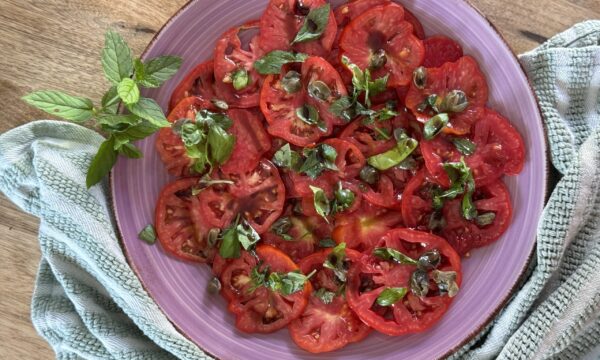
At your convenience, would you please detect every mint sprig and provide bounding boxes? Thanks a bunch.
[22,30,182,188]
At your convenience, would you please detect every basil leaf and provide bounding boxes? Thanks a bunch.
[310,185,331,221]
[279,270,314,295]
[323,242,347,282]
[452,138,477,156]
[101,86,120,114]
[142,55,182,86]
[219,226,241,259]
[208,126,235,165]
[314,288,336,304]
[368,133,418,171]
[329,96,355,122]
[101,30,133,85]
[373,247,418,265]
[376,287,408,307]
[127,97,170,128]
[367,73,389,97]
[22,91,94,122]
[431,270,459,297]
[462,177,477,220]
[86,136,118,188]
[318,238,336,248]
[249,266,269,293]
[291,4,331,44]
[138,224,157,244]
[119,143,143,158]
[236,220,261,250]
[342,56,365,91]
[476,212,496,226]
[299,144,338,179]
[117,78,140,105]
[270,217,293,241]
[272,143,303,171]
[254,50,309,74]
[423,113,449,140]
[320,144,338,169]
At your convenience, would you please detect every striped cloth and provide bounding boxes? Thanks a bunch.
[0,21,599,359]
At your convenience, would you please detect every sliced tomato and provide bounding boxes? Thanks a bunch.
[220,245,310,333]
[401,169,436,228]
[442,180,512,255]
[214,21,263,108]
[262,208,333,263]
[155,178,215,262]
[419,135,459,188]
[302,56,349,126]
[289,249,371,353]
[363,174,402,210]
[323,138,365,179]
[334,0,390,30]
[339,4,424,87]
[332,202,403,251]
[346,228,462,336]
[169,61,217,111]
[405,56,488,135]
[403,8,426,40]
[422,35,464,68]
[198,160,285,234]
[300,180,363,218]
[258,0,337,57]
[339,117,396,157]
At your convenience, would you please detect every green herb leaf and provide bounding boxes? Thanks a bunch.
[314,288,336,304]
[423,113,449,140]
[376,287,408,306]
[318,238,336,248]
[272,143,303,171]
[367,73,389,97]
[22,91,95,122]
[232,68,250,90]
[323,242,348,282]
[254,50,309,74]
[101,30,133,85]
[368,132,418,170]
[101,85,120,114]
[279,270,315,295]
[373,247,418,265]
[142,55,182,86]
[299,144,338,179]
[116,120,159,141]
[127,97,170,127]
[86,136,118,188]
[117,78,140,105]
[270,217,294,241]
[433,158,477,220]
[219,226,241,259]
[310,185,331,222]
[138,224,157,244]
[452,138,477,156]
[97,114,140,128]
[119,143,143,158]
[208,126,235,165]
[291,4,331,44]
[236,220,261,250]
[329,96,355,122]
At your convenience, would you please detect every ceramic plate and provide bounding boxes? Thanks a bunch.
[112,0,547,358]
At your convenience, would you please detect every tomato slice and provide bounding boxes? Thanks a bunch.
[339,4,425,87]
[258,0,337,57]
[346,228,462,336]
[300,180,363,218]
[303,56,349,126]
[363,174,402,210]
[419,135,459,188]
[262,207,333,263]
[323,138,365,179]
[169,61,217,111]
[422,35,464,68]
[220,245,310,333]
[442,180,512,255]
[400,169,436,229]
[214,21,263,108]
[339,117,396,157]
[405,56,488,135]
[283,171,338,199]
[289,249,371,353]
[403,8,425,40]
[198,160,285,234]
[155,178,215,262]
[332,202,403,251]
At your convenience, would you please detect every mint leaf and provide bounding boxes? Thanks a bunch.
[117,78,140,105]
[86,136,118,188]
[127,97,170,127]
[119,143,143,158]
[97,114,140,128]
[323,242,347,282]
[292,4,331,44]
[101,86,120,114]
[117,120,159,140]
[143,56,182,85]
[22,91,94,122]
[101,30,133,85]
[254,50,309,74]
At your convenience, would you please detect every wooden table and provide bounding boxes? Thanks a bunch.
[0,0,598,358]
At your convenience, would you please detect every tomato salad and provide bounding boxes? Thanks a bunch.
[151,0,525,354]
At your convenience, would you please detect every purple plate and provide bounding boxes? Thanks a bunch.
[112,0,547,358]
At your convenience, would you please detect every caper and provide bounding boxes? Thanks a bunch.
[207,277,221,294]
[211,99,229,110]
[308,80,331,102]
[232,68,249,90]
[410,269,430,297]
[207,228,220,247]
[334,187,355,208]
[413,66,427,89]
[442,90,469,113]
[418,249,441,270]
[293,202,304,215]
[423,113,450,140]
[359,165,380,185]
[282,70,302,93]
[296,104,320,126]
[431,270,459,297]
[370,49,387,69]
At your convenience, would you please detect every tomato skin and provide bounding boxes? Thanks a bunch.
[323,138,365,179]
[155,178,215,262]
[339,4,425,87]
[300,180,363,218]
[420,135,458,188]
[442,180,512,255]
[401,169,435,229]
[422,35,464,68]
[403,8,426,39]
[302,57,349,126]
[258,0,337,57]
[346,228,462,336]
[363,174,402,210]
[339,118,396,157]
[289,248,371,353]
[220,245,310,334]
[169,61,217,111]
[405,56,489,135]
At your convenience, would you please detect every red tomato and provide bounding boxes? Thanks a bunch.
[419,135,459,188]
[300,180,363,218]
[283,171,339,199]
[363,174,403,210]
[442,180,512,255]
[323,138,365,179]
[339,118,396,157]
[262,208,333,263]
[339,4,425,87]
[332,202,403,251]
[401,169,436,229]
[422,35,464,68]
[169,61,217,111]
[155,178,215,262]
[289,249,371,353]
[220,245,310,333]
[198,160,285,234]
[346,228,462,336]
[303,56,349,126]
[258,0,337,57]
[403,8,426,40]
[213,21,263,108]
[405,56,488,135]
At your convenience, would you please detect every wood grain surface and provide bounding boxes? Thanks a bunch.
[0,0,598,358]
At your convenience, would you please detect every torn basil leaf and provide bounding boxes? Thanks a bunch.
[219,217,261,259]
[323,242,347,282]
[376,287,408,307]
[310,185,331,221]
[254,51,309,74]
[314,288,336,304]
[368,131,418,171]
[272,143,303,171]
[452,138,477,156]
[373,247,418,265]
[138,224,157,244]
[299,144,338,179]
[291,4,331,44]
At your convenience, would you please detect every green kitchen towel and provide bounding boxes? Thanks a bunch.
[0,20,599,360]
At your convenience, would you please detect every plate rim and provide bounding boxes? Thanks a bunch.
[109,0,549,358]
